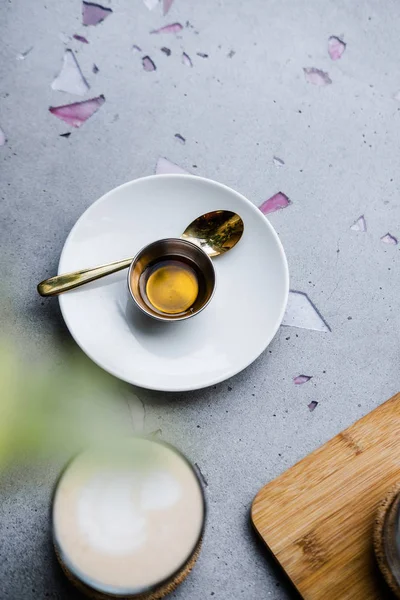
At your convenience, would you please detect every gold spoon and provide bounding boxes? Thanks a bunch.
[37,210,244,297]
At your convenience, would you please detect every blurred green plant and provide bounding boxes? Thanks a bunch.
[0,338,127,471]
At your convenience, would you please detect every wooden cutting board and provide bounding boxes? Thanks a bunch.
[251,392,400,599]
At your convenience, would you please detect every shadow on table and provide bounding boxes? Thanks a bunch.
[247,514,302,600]
[51,550,88,600]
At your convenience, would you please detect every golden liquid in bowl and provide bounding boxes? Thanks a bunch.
[140,258,200,315]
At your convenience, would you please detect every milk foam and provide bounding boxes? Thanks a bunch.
[140,470,181,511]
[78,471,147,555]
[53,439,204,591]
[77,469,182,556]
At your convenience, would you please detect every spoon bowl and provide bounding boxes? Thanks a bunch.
[182,210,244,257]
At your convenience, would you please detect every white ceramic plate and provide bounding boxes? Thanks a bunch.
[59,175,289,391]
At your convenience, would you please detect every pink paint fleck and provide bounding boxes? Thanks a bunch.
[163,0,174,15]
[350,215,367,232]
[303,67,332,86]
[294,375,312,385]
[142,56,156,72]
[151,22,183,34]
[328,36,346,60]
[308,401,318,412]
[259,192,291,215]
[381,233,398,245]
[82,1,112,26]
[49,95,105,128]
[73,34,89,43]
[182,52,193,67]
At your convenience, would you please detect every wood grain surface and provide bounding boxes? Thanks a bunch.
[251,393,400,599]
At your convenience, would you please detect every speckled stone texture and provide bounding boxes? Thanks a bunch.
[1,0,400,598]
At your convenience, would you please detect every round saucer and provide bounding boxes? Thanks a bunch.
[59,175,289,391]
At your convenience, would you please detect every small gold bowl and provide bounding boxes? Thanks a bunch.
[127,238,216,322]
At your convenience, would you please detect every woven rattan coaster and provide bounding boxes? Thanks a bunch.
[373,483,400,599]
[55,538,202,600]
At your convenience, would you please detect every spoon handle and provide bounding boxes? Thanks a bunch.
[37,257,133,297]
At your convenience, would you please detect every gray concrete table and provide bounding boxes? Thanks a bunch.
[1,0,400,598]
